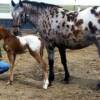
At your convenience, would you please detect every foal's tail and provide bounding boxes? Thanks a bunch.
[40,38,45,58]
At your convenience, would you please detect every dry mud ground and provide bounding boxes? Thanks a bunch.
[0,45,100,100]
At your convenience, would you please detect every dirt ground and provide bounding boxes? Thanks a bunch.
[0,44,100,100]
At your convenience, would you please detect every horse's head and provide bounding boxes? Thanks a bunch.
[11,0,27,27]
[11,0,28,36]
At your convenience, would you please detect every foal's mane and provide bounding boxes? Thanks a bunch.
[22,0,61,8]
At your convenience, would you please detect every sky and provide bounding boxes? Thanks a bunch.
[0,0,100,5]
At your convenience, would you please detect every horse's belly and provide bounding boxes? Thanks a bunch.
[55,33,95,49]
[65,36,95,49]
[67,41,93,50]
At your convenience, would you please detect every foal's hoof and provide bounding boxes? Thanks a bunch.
[6,81,13,85]
[96,83,100,90]
[43,80,49,89]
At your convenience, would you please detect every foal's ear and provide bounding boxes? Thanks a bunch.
[11,0,16,7]
[19,0,23,7]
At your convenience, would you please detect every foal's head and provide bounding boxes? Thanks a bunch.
[0,26,11,39]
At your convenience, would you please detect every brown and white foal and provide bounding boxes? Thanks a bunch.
[0,26,49,89]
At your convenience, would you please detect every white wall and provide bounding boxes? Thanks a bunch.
[0,13,12,19]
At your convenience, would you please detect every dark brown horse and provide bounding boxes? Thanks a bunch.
[0,26,49,89]
[11,0,100,88]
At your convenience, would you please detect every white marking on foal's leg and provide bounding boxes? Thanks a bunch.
[43,79,49,89]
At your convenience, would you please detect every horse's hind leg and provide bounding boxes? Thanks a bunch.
[29,51,49,89]
[58,47,70,83]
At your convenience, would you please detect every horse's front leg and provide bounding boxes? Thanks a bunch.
[47,47,55,86]
[58,47,70,83]
[7,51,16,85]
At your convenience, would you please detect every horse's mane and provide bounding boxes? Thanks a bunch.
[22,0,61,8]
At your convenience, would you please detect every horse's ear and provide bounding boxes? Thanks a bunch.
[19,0,23,7]
[11,0,16,7]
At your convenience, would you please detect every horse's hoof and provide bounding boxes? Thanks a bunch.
[64,80,69,84]
[96,83,100,90]
[63,77,70,84]
[61,79,69,84]
[48,81,53,87]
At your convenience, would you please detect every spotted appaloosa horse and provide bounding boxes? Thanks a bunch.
[11,0,100,88]
[0,26,49,89]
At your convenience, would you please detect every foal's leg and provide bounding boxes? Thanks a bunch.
[29,51,49,89]
[47,47,55,86]
[7,52,16,85]
[58,47,70,83]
